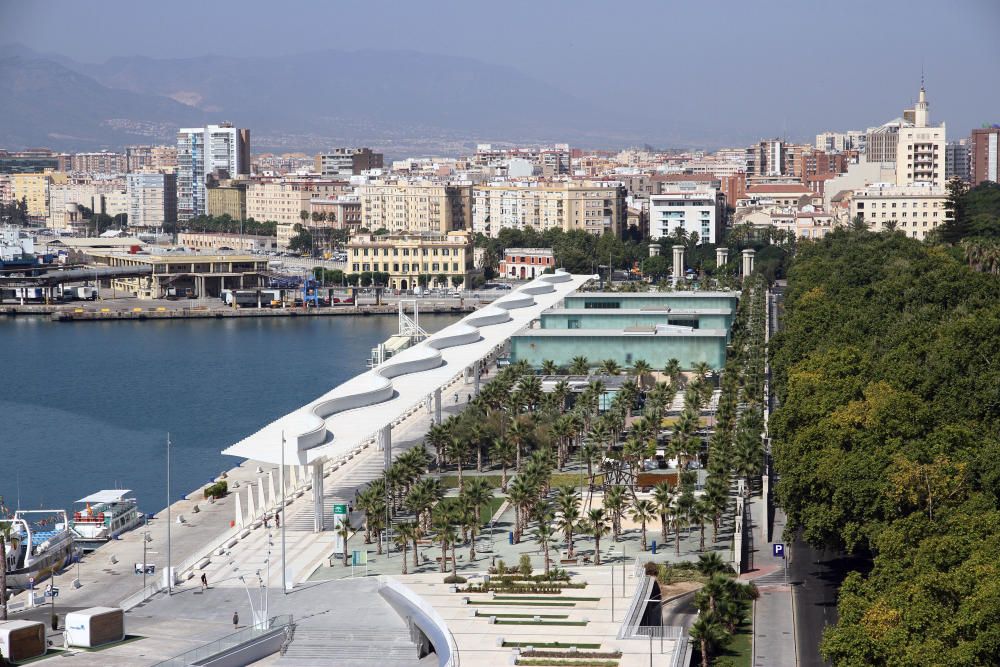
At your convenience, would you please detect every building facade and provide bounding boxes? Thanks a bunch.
[849,183,950,239]
[0,149,69,174]
[13,171,67,218]
[178,232,277,253]
[71,152,127,175]
[471,181,626,238]
[207,182,248,220]
[126,172,177,233]
[498,248,556,280]
[247,179,350,226]
[360,181,472,234]
[315,148,384,177]
[895,87,946,188]
[945,140,971,183]
[648,183,725,244]
[177,124,250,222]
[90,251,269,299]
[347,231,476,290]
[309,196,362,230]
[969,127,1000,186]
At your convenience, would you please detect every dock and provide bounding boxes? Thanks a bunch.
[0,302,476,321]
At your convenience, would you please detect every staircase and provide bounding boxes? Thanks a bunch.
[278,628,421,666]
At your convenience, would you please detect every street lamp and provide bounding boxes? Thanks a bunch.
[142,532,153,590]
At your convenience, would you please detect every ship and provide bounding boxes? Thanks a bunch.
[67,490,145,552]
[1,510,79,590]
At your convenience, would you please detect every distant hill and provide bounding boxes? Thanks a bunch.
[0,45,669,154]
[0,55,206,150]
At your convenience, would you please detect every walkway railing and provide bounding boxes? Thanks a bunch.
[151,615,293,667]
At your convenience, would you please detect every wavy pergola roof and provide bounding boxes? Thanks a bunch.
[223,270,593,466]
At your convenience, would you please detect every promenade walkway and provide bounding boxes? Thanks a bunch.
[745,494,797,667]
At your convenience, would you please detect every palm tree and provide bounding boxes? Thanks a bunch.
[425,423,449,467]
[692,361,711,382]
[540,359,559,375]
[447,435,470,492]
[689,612,730,667]
[696,552,730,578]
[630,359,653,390]
[663,358,682,387]
[552,380,571,413]
[692,497,713,552]
[394,522,418,575]
[583,508,608,565]
[652,482,674,543]
[337,520,352,566]
[462,478,492,558]
[508,420,530,472]
[507,477,532,544]
[630,499,656,551]
[490,437,515,491]
[533,522,557,576]
[598,359,621,376]
[674,491,695,555]
[554,487,581,559]
[604,486,627,541]
[431,509,456,573]
[569,356,590,375]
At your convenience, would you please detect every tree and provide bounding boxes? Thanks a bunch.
[850,212,868,232]
[288,224,313,253]
[689,612,730,667]
[598,359,621,376]
[446,435,470,493]
[555,487,581,559]
[604,485,627,541]
[696,552,731,578]
[630,499,656,551]
[431,509,457,573]
[451,275,464,288]
[583,508,608,565]
[642,255,671,282]
[569,356,590,375]
[394,522,418,575]
[532,522,557,576]
[490,437,515,491]
[336,521,352,566]
[541,359,559,375]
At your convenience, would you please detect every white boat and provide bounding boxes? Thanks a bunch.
[1,510,79,590]
[68,490,145,551]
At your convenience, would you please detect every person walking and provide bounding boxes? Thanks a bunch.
[201,573,208,591]
[275,512,280,529]
[233,611,239,630]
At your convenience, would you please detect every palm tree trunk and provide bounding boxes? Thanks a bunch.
[401,544,408,575]
[457,459,463,493]
[451,543,457,576]
[675,522,681,555]
[567,528,574,559]
[701,638,710,667]
[501,464,508,492]
[440,540,447,573]
[641,522,647,551]
[412,539,420,570]
[700,523,706,551]
[544,544,550,576]
[477,446,483,473]
[594,535,601,566]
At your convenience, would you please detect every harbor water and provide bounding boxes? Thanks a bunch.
[0,314,458,516]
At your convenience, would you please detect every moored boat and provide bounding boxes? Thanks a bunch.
[67,490,144,551]
[1,510,79,590]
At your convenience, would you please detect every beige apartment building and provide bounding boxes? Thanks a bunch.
[849,183,950,240]
[14,171,67,218]
[310,196,362,230]
[178,232,277,253]
[471,180,627,237]
[359,181,472,234]
[208,182,248,220]
[71,152,127,174]
[347,230,475,290]
[247,178,351,225]
[896,86,946,188]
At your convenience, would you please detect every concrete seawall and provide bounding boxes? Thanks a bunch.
[0,303,475,321]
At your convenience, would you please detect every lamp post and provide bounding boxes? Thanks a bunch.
[166,433,172,595]
[142,532,152,590]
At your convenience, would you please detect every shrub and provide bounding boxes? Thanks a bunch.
[496,559,508,576]
[444,574,467,584]
[203,481,228,499]
[518,554,533,578]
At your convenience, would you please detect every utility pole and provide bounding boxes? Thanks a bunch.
[280,431,287,594]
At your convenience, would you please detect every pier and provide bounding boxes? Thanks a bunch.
[0,302,476,320]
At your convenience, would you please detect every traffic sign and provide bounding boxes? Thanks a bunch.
[773,543,785,558]
[333,504,348,515]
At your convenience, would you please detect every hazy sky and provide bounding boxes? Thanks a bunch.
[3,0,998,144]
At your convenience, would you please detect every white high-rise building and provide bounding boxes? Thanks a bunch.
[648,182,725,244]
[127,172,177,233]
[176,123,250,222]
[895,87,946,188]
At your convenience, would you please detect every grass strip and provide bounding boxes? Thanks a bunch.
[503,641,601,649]
[516,660,618,667]
[472,600,576,607]
[475,611,569,619]
[497,619,588,626]
[494,595,601,602]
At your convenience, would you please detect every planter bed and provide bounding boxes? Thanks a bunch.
[515,660,618,667]
[496,620,588,626]
[472,600,576,607]
[475,611,569,619]
[503,641,602,649]
[494,595,601,602]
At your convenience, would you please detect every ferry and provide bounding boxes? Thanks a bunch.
[1,510,79,590]
[67,490,145,551]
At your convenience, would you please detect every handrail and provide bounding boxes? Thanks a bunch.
[377,576,459,667]
[151,615,293,667]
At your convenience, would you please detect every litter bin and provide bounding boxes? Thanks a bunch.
[651,540,657,555]
[508,532,514,545]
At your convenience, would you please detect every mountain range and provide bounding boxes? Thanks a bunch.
[0,44,680,155]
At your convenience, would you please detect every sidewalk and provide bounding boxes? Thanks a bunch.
[746,493,796,667]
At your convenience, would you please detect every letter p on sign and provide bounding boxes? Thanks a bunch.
[773,543,785,558]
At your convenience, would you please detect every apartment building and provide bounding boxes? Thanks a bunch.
[648,182,725,244]
[849,183,950,239]
[471,180,626,238]
[47,178,126,230]
[969,127,1000,186]
[815,130,866,153]
[71,151,127,175]
[247,179,351,225]
[315,148,384,177]
[309,196,362,230]
[0,149,69,174]
[743,183,814,207]
[945,140,971,182]
[347,231,476,290]
[126,172,177,233]
[207,182,248,221]
[177,123,250,222]
[361,180,472,234]
[896,87,946,188]
[126,145,178,172]
[13,171,67,218]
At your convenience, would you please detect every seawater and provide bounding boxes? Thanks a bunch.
[0,314,458,515]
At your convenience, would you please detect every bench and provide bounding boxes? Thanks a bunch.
[559,558,578,565]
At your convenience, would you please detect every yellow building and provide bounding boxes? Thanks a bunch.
[471,180,627,237]
[13,171,67,218]
[247,179,350,225]
[359,180,472,234]
[347,231,475,290]
[207,183,248,220]
[849,183,950,240]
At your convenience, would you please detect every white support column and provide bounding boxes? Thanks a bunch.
[716,247,729,267]
[672,245,685,288]
[256,479,266,515]
[288,464,298,489]
[235,491,244,528]
[267,470,277,509]
[434,387,442,424]
[312,463,324,533]
[425,393,433,415]
[246,484,256,521]
[742,249,755,278]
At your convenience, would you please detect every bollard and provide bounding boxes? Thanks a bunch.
[651,540,657,555]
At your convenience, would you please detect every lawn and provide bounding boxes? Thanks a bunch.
[436,472,603,491]
[437,495,505,524]
[692,614,752,667]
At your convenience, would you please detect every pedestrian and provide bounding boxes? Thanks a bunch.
[201,573,208,591]
[466,394,471,403]
[454,393,458,404]
[233,611,239,629]
[275,512,280,529]
[264,515,270,528]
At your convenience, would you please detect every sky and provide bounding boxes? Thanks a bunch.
[2,0,998,145]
